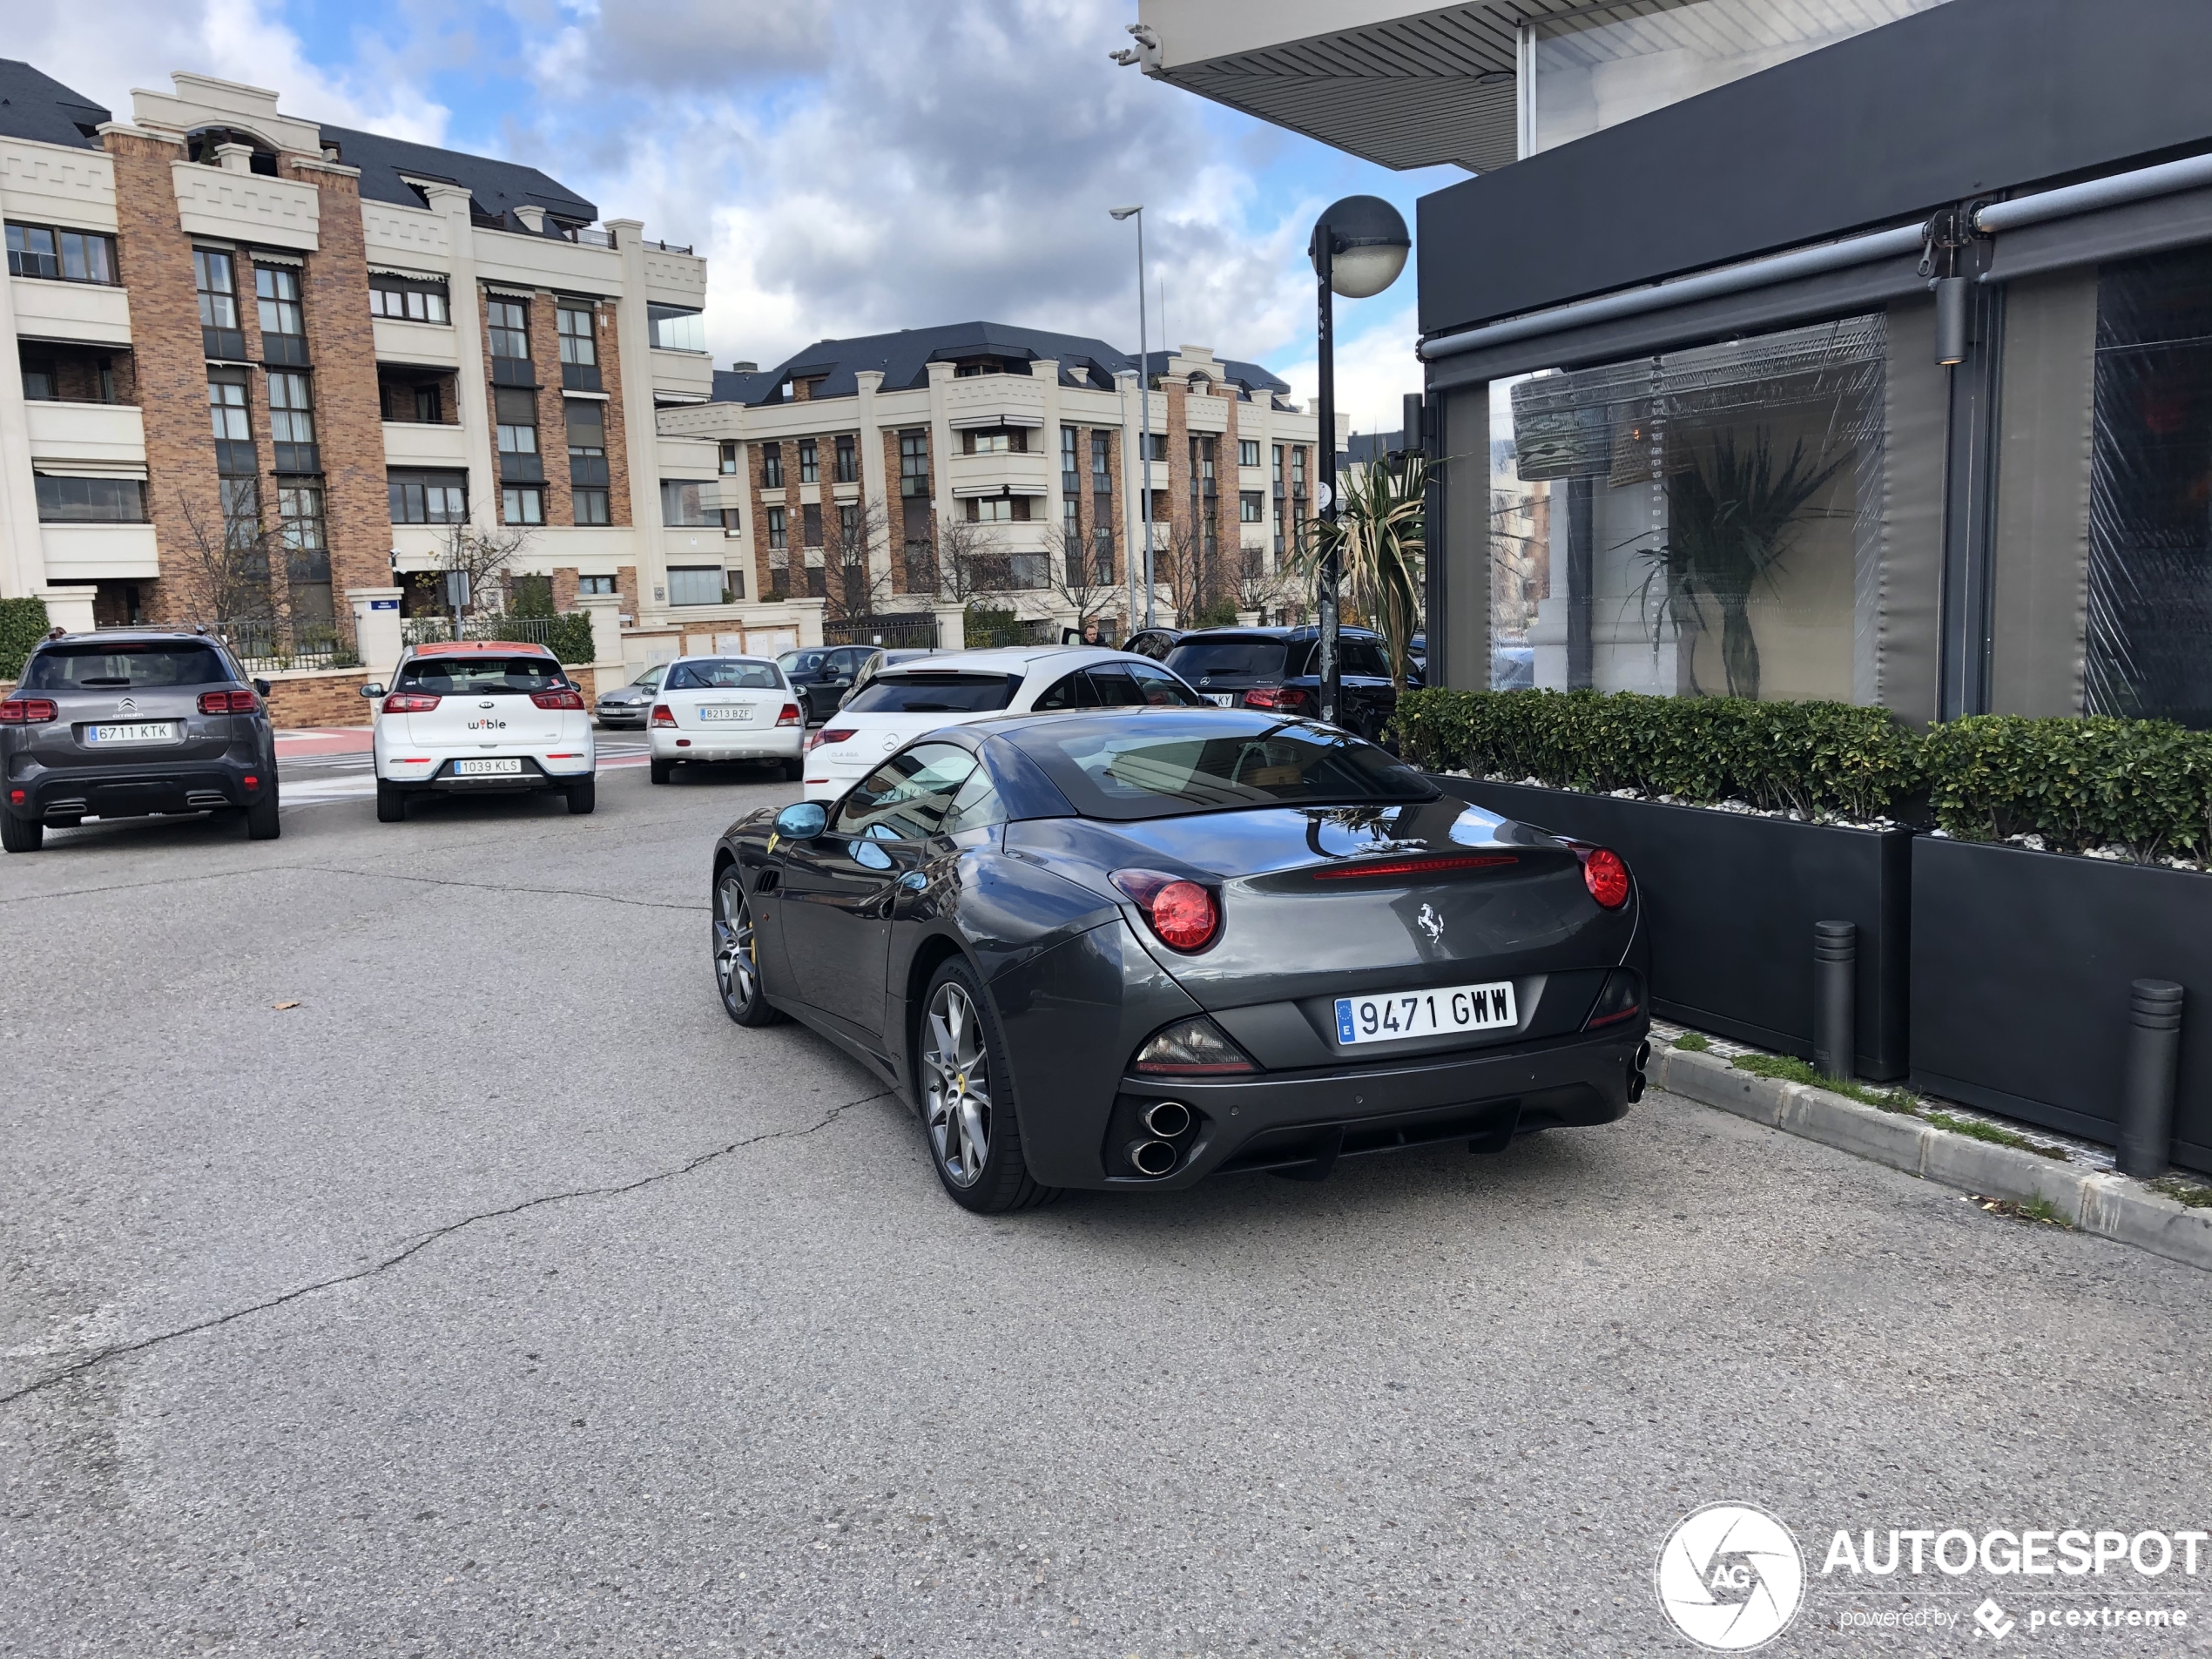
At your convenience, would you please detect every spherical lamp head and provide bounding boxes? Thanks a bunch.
[1312,194,1410,299]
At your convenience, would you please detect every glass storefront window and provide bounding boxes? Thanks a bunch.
[1491,314,1886,703]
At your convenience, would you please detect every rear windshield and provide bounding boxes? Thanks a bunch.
[1165,638,1288,679]
[665,659,782,691]
[844,672,1019,714]
[396,654,568,695]
[24,644,230,691]
[1020,720,1438,820]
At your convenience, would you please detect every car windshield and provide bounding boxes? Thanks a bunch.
[843,672,1019,714]
[23,644,230,690]
[665,658,781,691]
[396,654,568,695]
[1018,717,1438,820]
[1165,638,1288,679]
[780,650,830,675]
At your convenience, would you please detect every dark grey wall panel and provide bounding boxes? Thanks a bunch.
[1419,0,2212,336]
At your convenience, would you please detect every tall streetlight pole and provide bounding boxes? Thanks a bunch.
[1109,205,1154,629]
[1308,195,1410,730]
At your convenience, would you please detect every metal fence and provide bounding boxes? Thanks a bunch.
[210,619,358,672]
[823,616,940,650]
[401,614,560,647]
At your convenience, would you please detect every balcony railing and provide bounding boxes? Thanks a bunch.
[641,239,694,255]
[559,226,617,248]
[401,614,562,647]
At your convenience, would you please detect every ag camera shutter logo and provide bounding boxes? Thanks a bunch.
[1656,1502,1805,1651]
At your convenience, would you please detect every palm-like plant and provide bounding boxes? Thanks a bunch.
[1294,452,1427,691]
[1642,433,1845,701]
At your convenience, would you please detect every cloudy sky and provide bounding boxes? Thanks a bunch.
[17,0,1464,435]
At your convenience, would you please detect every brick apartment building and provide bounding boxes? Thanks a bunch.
[657,324,1330,643]
[0,60,737,658]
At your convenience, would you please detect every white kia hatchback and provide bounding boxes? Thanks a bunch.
[647,655,806,784]
[800,645,1209,802]
[363,642,596,822]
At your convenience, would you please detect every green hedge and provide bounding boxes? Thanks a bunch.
[546,611,597,666]
[0,596,49,681]
[1394,687,2212,863]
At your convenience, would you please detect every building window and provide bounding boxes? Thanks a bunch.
[1092,526,1114,583]
[207,369,252,469]
[1064,494,1078,537]
[798,438,819,484]
[766,505,787,550]
[1191,435,1217,493]
[279,482,333,627]
[579,574,617,596]
[833,433,856,484]
[266,370,316,468]
[6,224,117,284]
[502,484,545,525]
[574,488,610,524]
[487,298,529,361]
[1240,490,1264,523]
[662,479,715,527]
[1062,426,1080,495]
[33,474,146,523]
[648,305,706,352]
[194,248,239,328]
[803,502,823,545]
[719,441,739,475]
[965,496,1029,523]
[667,566,725,606]
[221,476,260,551]
[1291,446,1306,497]
[836,501,860,551]
[557,303,597,367]
[565,398,608,489]
[388,470,467,524]
[256,265,305,345]
[1091,430,1111,488]
[496,387,539,455]
[1239,438,1261,469]
[20,356,56,401]
[963,428,1026,455]
[761,444,785,489]
[369,275,448,323]
[900,430,930,496]
[1145,432,1170,463]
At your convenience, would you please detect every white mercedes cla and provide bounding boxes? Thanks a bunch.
[647,655,806,784]
[364,642,596,822]
[800,645,1208,803]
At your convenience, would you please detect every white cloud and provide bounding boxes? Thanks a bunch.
[1277,303,1425,442]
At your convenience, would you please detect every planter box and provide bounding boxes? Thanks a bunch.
[1431,779,1912,1079]
[1911,838,2212,1175]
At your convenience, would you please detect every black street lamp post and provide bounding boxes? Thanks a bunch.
[1307,195,1410,730]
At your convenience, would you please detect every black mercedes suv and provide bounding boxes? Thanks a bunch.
[2,629,279,853]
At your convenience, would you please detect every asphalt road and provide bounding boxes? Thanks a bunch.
[3,765,2209,1657]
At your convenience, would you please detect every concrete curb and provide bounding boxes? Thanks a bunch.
[1648,1046,2212,1276]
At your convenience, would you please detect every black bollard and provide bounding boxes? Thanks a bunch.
[2117,979,2184,1179]
[1813,921,1857,1081]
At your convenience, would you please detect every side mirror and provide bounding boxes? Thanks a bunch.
[253,678,272,697]
[360,683,386,698]
[774,801,827,841]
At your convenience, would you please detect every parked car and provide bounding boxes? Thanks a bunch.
[1,628,280,852]
[710,708,1648,1212]
[362,642,595,822]
[778,644,879,724]
[595,662,667,729]
[1122,627,1184,661]
[648,655,806,785]
[799,645,1206,803]
[1163,625,1405,742]
[840,647,938,711]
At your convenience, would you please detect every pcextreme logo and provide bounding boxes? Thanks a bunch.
[1656,1502,1806,1652]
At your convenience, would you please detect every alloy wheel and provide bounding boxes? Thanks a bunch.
[714,873,759,1011]
[922,981,991,1186]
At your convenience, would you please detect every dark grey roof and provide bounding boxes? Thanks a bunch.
[315,122,596,230]
[0,59,110,152]
[718,321,1296,408]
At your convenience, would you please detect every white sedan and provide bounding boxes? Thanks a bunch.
[800,645,1208,802]
[648,655,806,784]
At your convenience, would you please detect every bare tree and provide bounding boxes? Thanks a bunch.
[820,495,898,627]
[1235,547,1300,624]
[168,483,289,632]
[1047,527,1123,638]
[927,515,1014,603]
[433,521,535,628]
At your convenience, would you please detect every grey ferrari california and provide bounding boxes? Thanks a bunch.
[710,709,1649,1212]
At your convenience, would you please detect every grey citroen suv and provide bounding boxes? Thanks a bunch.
[1,629,279,853]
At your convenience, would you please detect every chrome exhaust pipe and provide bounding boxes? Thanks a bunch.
[1142,1100,1191,1139]
[1126,1138,1178,1177]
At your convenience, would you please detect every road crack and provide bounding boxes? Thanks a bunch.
[0,1090,887,1409]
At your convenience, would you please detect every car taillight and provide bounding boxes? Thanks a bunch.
[806,726,855,753]
[0,698,58,725]
[776,702,804,727]
[1131,1015,1254,1075]
[198,690,259,714]
[531,688,586,710]
[1312,853,1517,882]
[1243,685,1311,713]
[1583,968,1644,1028]
[1111,868,1220,952]
[650,703,677,727]
[1578,846,1631,909]
[382,693,442,714]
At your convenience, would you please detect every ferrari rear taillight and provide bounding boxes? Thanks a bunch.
[1578,846,1631,909]
[1584,968,1645,1028]
[0,698,58,725]
[1112,868,1221,953]
[776,702,804,728]
[806,726,854,753]
[531,688,586,711]
[198,690,259,714]
[382,693,442,714]
[650,703,677,727]
[1312,853,1517,881]
[1242,685,1310,713]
